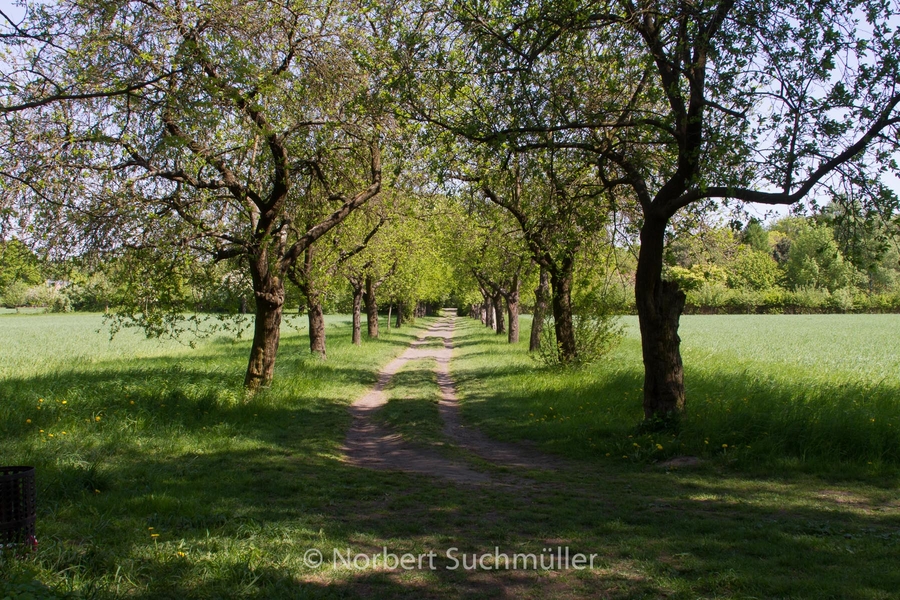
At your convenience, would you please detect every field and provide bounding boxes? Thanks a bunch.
[2,312,900,599]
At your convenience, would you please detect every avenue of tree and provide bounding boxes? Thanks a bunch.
[2,0,899,422]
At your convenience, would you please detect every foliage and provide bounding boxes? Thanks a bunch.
[665,264,727,292]
[0,239,44,298]
[537,288,623,367]
[783,223,860,292]
[1,280,30,309]
[727,246,781,290]
[742,219,770,254]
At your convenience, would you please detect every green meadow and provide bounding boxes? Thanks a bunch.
[2,313,900,599]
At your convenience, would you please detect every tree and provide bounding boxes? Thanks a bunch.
[783,223,857,292]
[2,0,389,389]
[410,0,900,419]
[742,219,770,254]
[455,201,534,344]
[0,239,43,292]
[468,147,612,360]
[288,210,387,358]
[529,267,550,352]
[727,246,781,291]
[823,199,900,293]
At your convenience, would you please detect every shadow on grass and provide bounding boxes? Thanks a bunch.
[3,316,900,598]
[28,439,900,599]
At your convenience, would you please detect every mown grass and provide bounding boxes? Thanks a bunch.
[2,312,900,599]
[453,314,900,477]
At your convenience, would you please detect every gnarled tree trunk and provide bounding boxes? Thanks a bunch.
[351,283,363,346]
[484,294,494,330]
[636,216,686,419]
[492,292,505,335]
[364,274,379,338]
[549,255,576,363]
[244,264,285,390]
[529,267,549,352]
[307,294,327,359]
[506,284,519,343]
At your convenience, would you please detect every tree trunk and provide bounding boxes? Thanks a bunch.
[636,217,686,420]
[364,274,379,338]
[484,295,495,330]
[530,267,549,352]
[493,293,506,335]
[386,303,392,333]
[307,296,327,359]
[351,285,363,346]
[395,300,403,328]
[549,256,576,363]
[506,285,520,344]
[244,271,285,390]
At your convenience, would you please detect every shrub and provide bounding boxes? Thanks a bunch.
[538,289,623,367]
[826,287,856,312]
[727,247,781,290]
[785,285,830,312]
[686,281,731,311]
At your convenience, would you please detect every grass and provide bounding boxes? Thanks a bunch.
[454,314,900,475]
[1,312,900,599]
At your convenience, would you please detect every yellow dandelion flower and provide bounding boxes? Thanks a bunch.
[151,533,159,538]
[95,416,101,422]
[130,400,135,405]
[656,444,663,450]
[177,551,186,557]
[722,444,728,448]
[26,419,31,424]
[61,400,67,404]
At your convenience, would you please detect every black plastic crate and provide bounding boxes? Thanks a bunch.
[0,466,36,547]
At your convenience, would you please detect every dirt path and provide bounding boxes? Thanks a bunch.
[342,313,560,484]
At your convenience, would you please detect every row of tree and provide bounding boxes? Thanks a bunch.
[2,0,898,422]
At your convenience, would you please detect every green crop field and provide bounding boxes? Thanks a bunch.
[2,313,900,599]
